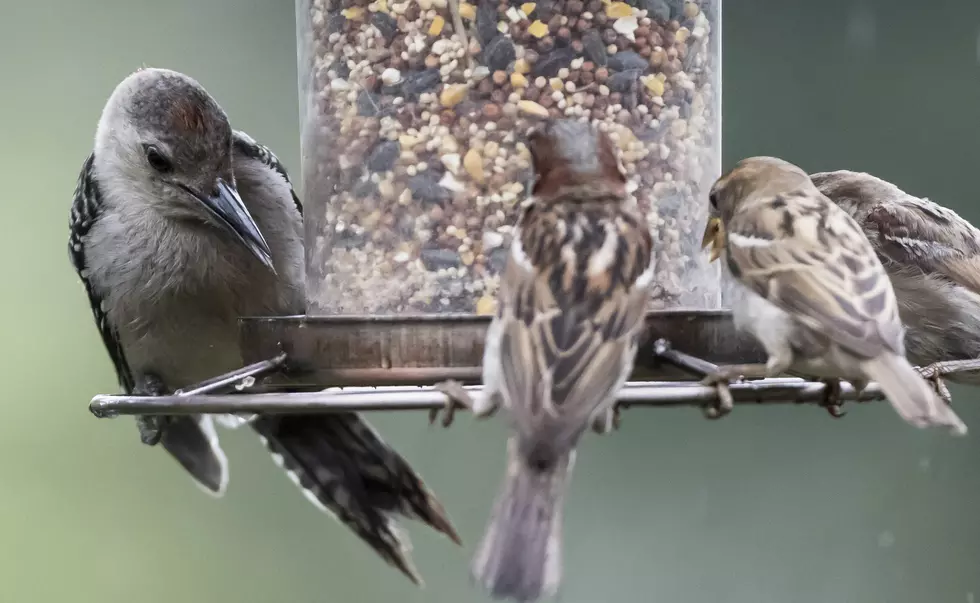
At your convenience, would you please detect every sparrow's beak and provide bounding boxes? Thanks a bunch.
[701,216,724,262]
[184,179,276,273]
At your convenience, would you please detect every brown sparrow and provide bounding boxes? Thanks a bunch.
[701,156,966,435]
[813,168,980,404]
[432,118,654,601]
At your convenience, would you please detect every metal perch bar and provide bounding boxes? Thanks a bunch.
[174,354,288,396]
[652,338,722,378]
[90,378,887,418]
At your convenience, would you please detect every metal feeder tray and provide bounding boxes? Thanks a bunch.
[89,309,890,418]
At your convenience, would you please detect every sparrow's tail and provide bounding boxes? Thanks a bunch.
[249,413,460,584]
[862,353,968,435]
[471,438,575,602]
[159,414,229,496]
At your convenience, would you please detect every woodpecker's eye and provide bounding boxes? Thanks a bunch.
[144,145,173,173]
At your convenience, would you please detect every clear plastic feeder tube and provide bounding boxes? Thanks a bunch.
[298,0,722,315]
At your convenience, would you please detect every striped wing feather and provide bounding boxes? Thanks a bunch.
[496,201,652,450]
[726,192,904,359]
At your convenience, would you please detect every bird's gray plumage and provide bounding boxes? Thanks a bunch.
[70,153,134,393]
[70,67,459,582]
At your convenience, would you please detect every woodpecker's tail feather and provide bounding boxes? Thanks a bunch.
[159,414,229,496]
[862,353,968,435]
[214,413,252,429]
[249,413,461,584]
[471,438,574,602]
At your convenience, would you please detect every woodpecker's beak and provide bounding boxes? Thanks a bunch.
[701,216,725,262]
[187,179,276,273]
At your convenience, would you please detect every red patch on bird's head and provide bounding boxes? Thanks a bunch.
[169,98,207,134]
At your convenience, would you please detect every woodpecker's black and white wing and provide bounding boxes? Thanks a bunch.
[213,129,305,432]
[69,153,229,496]
[232,130,303,216]
[69,153,135,393]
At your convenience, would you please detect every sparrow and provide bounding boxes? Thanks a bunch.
[431,118,654,601]
[812,168,980,403]
[700,156,967,435]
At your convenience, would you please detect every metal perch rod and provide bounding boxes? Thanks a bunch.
[90,378,887,417]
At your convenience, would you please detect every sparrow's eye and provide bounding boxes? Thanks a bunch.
[709,191,719,208]
[144,145,173,173]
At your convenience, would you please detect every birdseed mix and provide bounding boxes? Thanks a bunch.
[299,0,721,315]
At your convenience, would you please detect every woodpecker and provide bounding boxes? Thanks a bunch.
[69,67,459,582]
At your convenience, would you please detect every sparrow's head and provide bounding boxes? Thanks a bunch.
[702,156,812,261]
[527,119,627,201]
[94,67,273,270]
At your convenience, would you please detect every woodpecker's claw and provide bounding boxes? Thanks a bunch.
[136,416,165,445]
[134,373,168,445]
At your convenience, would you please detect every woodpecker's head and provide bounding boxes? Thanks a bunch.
[94,67,273,270]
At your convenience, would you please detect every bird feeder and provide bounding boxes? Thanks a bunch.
[90,0,893,419]
[271,0,740,382]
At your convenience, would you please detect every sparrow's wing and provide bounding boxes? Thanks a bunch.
[813,170,980,294]
[726,189,905,358]
[865,195,980,294]
[496,201,653,449]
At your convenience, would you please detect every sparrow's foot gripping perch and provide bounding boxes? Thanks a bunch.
[820,379,847,418]
[134,373,167,446]
[430,380,501,427]
[916,359,980,405]
[699,363,771,419]
[429,380,474,427]
[591,406,622,434]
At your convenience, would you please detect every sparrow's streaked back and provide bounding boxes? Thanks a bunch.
[434,118,654,601]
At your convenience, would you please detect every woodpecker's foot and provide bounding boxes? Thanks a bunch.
[133,373,168,445]
[429,380,474,428]
[136,416,166,446]
[699,363,771,419]
[591,406,622,434]
[820,379,847,418]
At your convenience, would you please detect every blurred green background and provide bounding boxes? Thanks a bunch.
[2,0,980,601]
